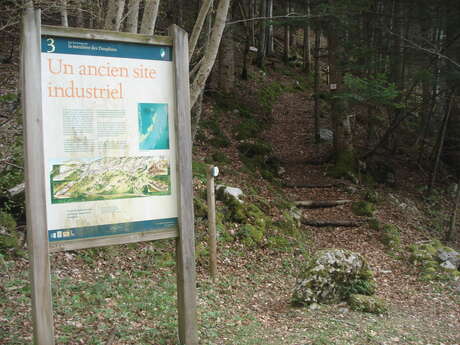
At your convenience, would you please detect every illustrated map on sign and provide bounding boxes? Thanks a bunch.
[50,156,170,204]
[138,103,170,150]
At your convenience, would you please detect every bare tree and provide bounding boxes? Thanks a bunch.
[60,0,68,27]
[125,0,141,33]
[140,0,160,35]
[190,0,231,107]
[189,0,213,60]
[104,0,126,31]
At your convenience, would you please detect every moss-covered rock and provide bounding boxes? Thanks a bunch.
[408,240,459,281]
[348,294,388,314]
[381,224,401,249]
[352,201,375,217]
[292,249,376,306]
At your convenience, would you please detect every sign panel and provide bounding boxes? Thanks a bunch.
[40,35,178,244]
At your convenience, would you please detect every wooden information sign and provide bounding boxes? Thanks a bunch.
[21,8,197,345]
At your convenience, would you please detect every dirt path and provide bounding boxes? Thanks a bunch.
[259,88,460,345]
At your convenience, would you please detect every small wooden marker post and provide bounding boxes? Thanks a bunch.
[207,166,219,279]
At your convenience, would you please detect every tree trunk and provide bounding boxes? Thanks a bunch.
[189,0,213,60]
[327,12,350,156]
[190,0,231,107]
[60,0,69,27]
[267,0,274,55]
[429,93,454,194]
[447,179,460,241]
[284,0,290,62]
[249,0,255,47]
[219,6,235,92]
[125,0,141,33]
[104,0,126,31]
[313,28,321,144]
[303,0,311,72]
[167,0,183,26]
[75,0,84,27]
[256,0,267,68]
[140,0,160,35]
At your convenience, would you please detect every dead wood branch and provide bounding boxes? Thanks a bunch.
[301,219,363,227]
[294,200,351,208]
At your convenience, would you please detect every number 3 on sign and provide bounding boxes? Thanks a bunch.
[46,38,56,53]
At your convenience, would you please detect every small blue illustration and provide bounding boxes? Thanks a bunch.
[138,103,169,150]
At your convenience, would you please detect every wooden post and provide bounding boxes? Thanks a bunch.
[22,8,56,345]
[207,166,217,279]
[169,24,198,345]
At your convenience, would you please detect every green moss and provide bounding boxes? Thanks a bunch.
[363,190,379,203]
[211,152,230,164]
[348,294,388,314]
[209,136,231,148]
[368,218,380,230]
[241,224,265,247]
[0,211,16,231]
[381,224,401,248]
[238,141,272,158]
[0,212,19,258]
[267,235,290,250]
[194,197,208,219]
[192,161,208,181]
[352,201,375,217]
[328,150,357,180]
[202,119,222,136]
[233,118,263,140]
[274,211,300,236]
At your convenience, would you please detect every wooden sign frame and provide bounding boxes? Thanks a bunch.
[21,8,197,345]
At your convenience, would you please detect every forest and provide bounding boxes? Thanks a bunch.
[0,0,460,344]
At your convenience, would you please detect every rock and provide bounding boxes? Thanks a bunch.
[319,128,334,142]
[440,261,457,271]
[289,207,302,224]
[292,249,376,306]
[308,303,320,310]
[348,294,388,314]
[216,185,244,203]
[437,248,460,268]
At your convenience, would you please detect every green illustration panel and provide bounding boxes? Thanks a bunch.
[50,156,171,204]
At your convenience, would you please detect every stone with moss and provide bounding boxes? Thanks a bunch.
[348,294,388,314]
[352,201,375,217]
[292,249,376,306]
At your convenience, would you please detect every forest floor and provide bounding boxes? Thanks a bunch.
[1,60,460,345]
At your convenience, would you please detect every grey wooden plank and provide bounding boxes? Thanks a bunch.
[42,25,172,45]
[49,228,178,252]
[169,24,198,345]
[22,8,55,345]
